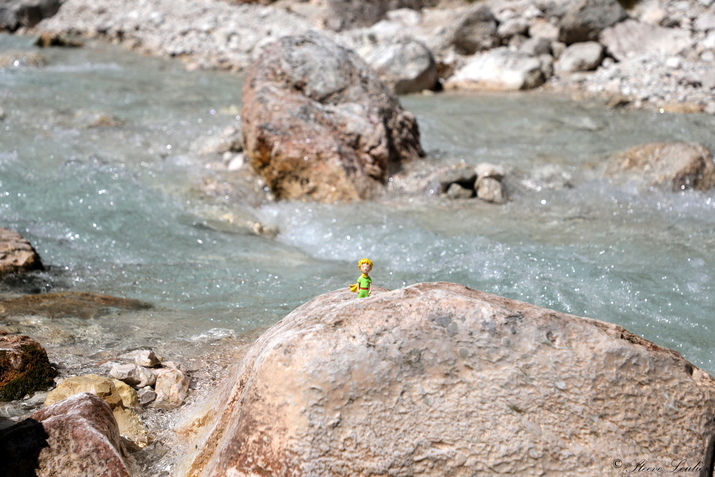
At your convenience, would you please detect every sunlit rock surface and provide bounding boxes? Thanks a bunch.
[183,282,715,476]
[31,393,132,477]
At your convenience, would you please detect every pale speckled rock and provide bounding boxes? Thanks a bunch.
[110,363,156,388]
[31,393,131,477]
[599,20,693,61]
[475,176,507,203]
[153,368,189,409]
[605,142,715,192]
[182,282,715,477]
[556,41,604,74]
[44,375,148,447]
[0,228,43,276]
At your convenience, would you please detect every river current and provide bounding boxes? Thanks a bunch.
[2,34,715,375]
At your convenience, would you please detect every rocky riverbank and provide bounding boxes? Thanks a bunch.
[5,0,712,113]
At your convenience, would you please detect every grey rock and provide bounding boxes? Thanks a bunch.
[556,0,627,44]
[475,177,507,203]
[360,35,437,94]
[109,363,156,388]
[556,41,604,73]
[694,12,715,31]
[475,162,506,181]
[133,349,161,368]
[529,19,560,41]
[137,387,157,405]
[324,0,437,32]
[447,4,498,55]
[519,36,552,57]
[0,0,61,31]
[497,17,529,40]
[446,182,474,199]
[599,20,693,61]
[438,167,477,192]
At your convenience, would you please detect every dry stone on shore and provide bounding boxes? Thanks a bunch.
[242,31,423,202]
[182,282,715,476]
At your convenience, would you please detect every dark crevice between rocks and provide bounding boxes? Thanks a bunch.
[701,431,715,477]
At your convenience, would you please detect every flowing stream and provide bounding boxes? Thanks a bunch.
[2,34,715,378]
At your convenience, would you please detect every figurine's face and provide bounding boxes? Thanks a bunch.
[360,263,372,274]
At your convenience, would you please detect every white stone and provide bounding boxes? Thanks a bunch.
[154,368,189,408]
[445,48,544,91]
[556,41,604,73]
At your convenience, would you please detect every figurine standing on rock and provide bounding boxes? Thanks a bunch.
[350,258,373,298]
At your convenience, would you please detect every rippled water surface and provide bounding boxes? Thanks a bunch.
[2,34,715,374]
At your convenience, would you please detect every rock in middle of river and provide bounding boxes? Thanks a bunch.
[241,31,424,202]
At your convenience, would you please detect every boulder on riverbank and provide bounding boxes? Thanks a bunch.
[242,31,423,202]
[605,142,715,192]
[182,282,715,476]
[0,228,44,277]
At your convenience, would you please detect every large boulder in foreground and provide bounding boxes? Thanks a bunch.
[184,282,715,476]
[605,142,715,192]
[31,393,131,477]
[242,32,424,202]
[0,228,43,277]
[0,333,57,401]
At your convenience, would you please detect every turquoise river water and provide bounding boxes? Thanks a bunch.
[2,34,715,375]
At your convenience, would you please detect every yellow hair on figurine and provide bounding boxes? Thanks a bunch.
[357,258,373,269]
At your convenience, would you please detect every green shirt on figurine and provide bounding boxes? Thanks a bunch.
[350,258,373,298]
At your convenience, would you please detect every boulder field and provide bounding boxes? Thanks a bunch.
[178,282,715,477]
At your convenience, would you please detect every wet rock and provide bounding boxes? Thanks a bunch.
[0,291,151,319]
[475,176,507,203]
[184,282,715,476]
[109,363,156,388]
[444,4,498,55]
[0,228,43,277]
[0,0,61,32]
[0,333,57,401]
[34,32,82,48]
[199,125,243,156]
[31,393,131,477]
[605,142,715,192]
[356,34,437,94]
[45,375,148,448]
[554,0,627,45]
[153,368,189,409]
[446,182,473,199]
[556,41,604,74]
[599,20,693,61]
[438,167,476,193]
[445,48,544,91]
[242,31,423,202]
